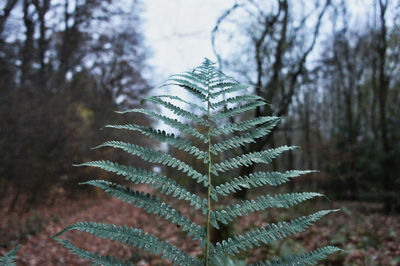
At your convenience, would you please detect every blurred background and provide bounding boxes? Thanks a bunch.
[0,0,399,265]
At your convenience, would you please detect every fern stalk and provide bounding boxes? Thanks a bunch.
[205,71,212,265]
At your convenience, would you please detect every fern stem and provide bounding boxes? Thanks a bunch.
[205,73,212,266]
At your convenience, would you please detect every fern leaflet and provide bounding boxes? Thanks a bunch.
[0,245,21,266]
[254,246,342,265]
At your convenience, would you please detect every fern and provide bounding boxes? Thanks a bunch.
[54,239,130,266]
[254,246,341,265]
[54,59,340,265]
[0,245,21,266]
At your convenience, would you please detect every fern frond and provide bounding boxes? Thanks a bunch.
[211,120,280,154]
[169,73,207,87]
[54,239,130,266]
[211,210,338,257]
[155,95,207,112]
[214,170,316,197]
[143,96,207,125]
[82,180,205,240]
[210,254,246,266]
[210,84,251,98]
[104,124,207,160]
[210,116,280,136]
[54,222,200,266]
[212,146,298,173]
[210,95,265,109]
[94,141,208,185]
[165,77,207,100]
[116,108,206,141]
[254,245,342,266]
[0,245,21,266]
[75,161,207,212]
[211,101,266,121]
[194,59,217,75]
[211,193,323,225]
[209,81,238,90]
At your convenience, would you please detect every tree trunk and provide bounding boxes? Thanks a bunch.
[21,0,35,86]
[377,0,393,213]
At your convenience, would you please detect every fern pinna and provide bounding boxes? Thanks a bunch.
[53,59,340,265]
[0,245,21,266]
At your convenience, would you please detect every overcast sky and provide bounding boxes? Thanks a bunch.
[142,0,234,85]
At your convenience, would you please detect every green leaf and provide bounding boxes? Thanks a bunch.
[212,146,298,173]
[116,108,206,141]
[53,222,200,266]
[75,160,207,212]
[211,193,323,225]
[210,101,266,121]
[104,124,207,160]
[210,95,265,109]
[210,116,280,136]
[211,119,280,154]
[210,84,252,98]
[214,170,316,197]
[93,141,208,186]
[82,180,205,240]
[54,239,131,266]
[209,81,238,90]
[169,73,207,87]
[0,245,21,266]
[254,246,342,265]
[164,77,207,100]
[211,210,339,257]
[143,96,207,125]
[153,94,207,112]
[211,254,247,266]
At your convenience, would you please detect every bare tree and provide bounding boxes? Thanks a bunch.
[374,0,396,212]
[0,0,152,210]
[212,0,331,198]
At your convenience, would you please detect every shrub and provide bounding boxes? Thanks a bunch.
[53,59,340,265]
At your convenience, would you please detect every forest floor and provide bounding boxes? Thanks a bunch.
[1,186,399,265]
